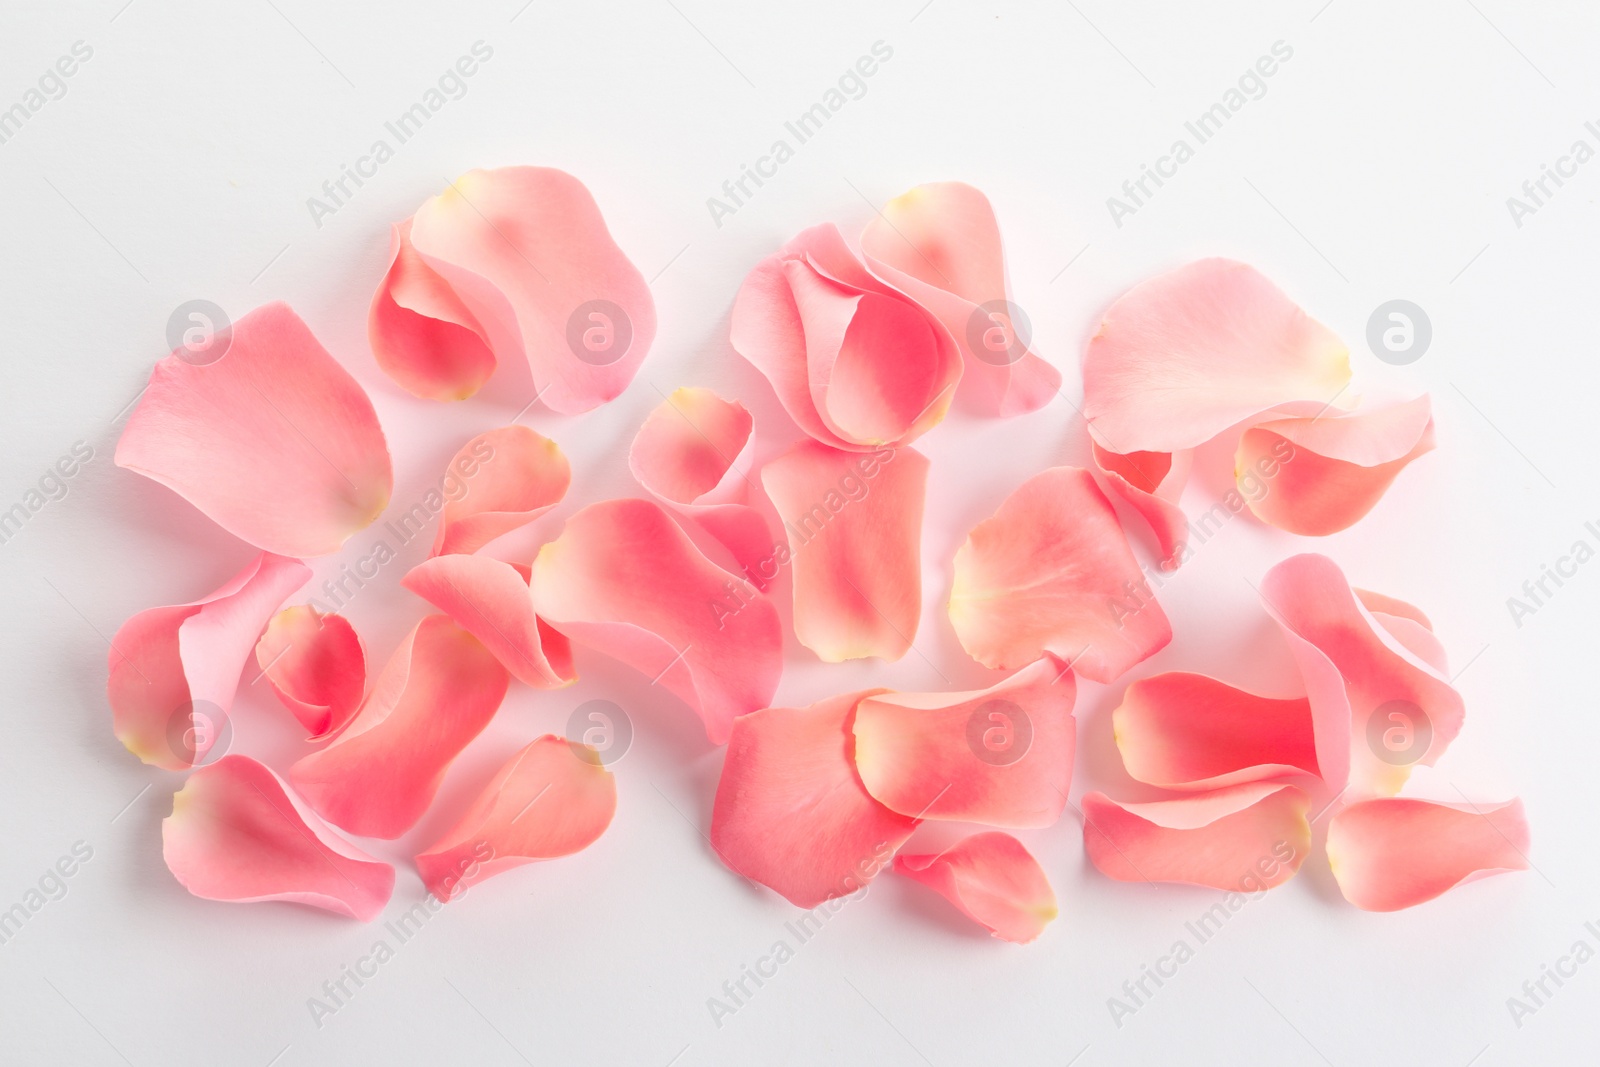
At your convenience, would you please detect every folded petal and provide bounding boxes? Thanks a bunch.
[948,467,1171,682]
[1262,554,1464,797]
[432,425,570,556]
[401,555,575,689]
[1237,395,1436,536]
[163,756,394,921]
[1091,443,1193,569]
[1082,259,1351,454]
[859,182,1060,417]
[369,218,497,400]
[629,387,777,589]
[1082,784,1311,890]
[404,166,656,414]
[893,832,1057,943]
[1113,672,1318,791]
[414,735,617,901]
[109,552,310,769]
[530,498,782,745]
[761,441,928,662]
[287,615,510,838]
[853,658,1075,827]
[116,302,394,557]
[731,223,960,450]
[711,690,917,907]
[1327,797,1529,911]
[253,605,366,740]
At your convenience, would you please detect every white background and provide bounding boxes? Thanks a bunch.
[0,1,1594,1064]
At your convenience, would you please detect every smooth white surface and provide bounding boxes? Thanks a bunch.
[0,1,1593,1064]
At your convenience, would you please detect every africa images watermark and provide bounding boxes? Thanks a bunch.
[1504,518,1600,629]
[1505,919,1600,1029]
[0,841,95,948]
[0,440,95,548]
[706,40,895,228]
[1107,39,1294,228]
[1505,119,1600,230]
[306,40,495,229]
[0,40,94,147]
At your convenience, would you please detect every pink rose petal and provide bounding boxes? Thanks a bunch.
[401,554,575,689]
[253,605,366,740]
[894,831,1058,943]
[431,425,570,556]
[1327,797,1529,911]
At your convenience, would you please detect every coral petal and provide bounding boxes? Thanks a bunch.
[530,499,782,744]
[711,690,916,907]
[414,736,617,901]
[860,182,1061,416]
[254,605,366,740]
[369,219,497,400]
[109,553,310,769]
[287,616,510,838]
[432,425,570,556]
[401,554,574,689]
[948,467,1171,682]
[163,756,394,921]
[761,442,928,662]
[893,832,1058,943]
[1091,443,1193,569]
[1082,784,1311,890]
[1082,259,1351,454]
[1327,797,1529,911]
[116,302,393,557]
[853,658,1075,827]
[1113,672,1318,790]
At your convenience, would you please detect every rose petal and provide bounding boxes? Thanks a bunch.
[948,467,1171,682]
[1112,672,1319,791]
[287,615,509,838]
[116,302,394,557]
[414,735,617,902]
[163,755,394,921]
[859,182,1060,416]
[1236,395,1436,535]
[893,832,1058,943]
[530,498,782,745]
[731,223,960,450]
[369,218,497,400]
[401,166,656,414]
[1327,797,1529,911]
[629,387,777,590]
[1091,443,1193,569]
[109,552,310,769]
[253,605,366,740]
[761,441,928,662]
[711,689,916,907]
[1081,783,1311,890]
[401,554,575,689]
[431,425,570,556]
[853,658,1075,827]
[1082,258,1351,454]
[1262,554,1464,797]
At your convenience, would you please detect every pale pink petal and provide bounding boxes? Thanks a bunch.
[1091,443,1193,569]
[369,218,497,401]
[1112,672,1318,791]
[116,302,394,557]
[628,387,777,590]
[109,553,309,769]
[253,605,365,740]
[1236,395,1436,535]
[414,735,616,901]
[1082,259,1351,454]
[405,167,656,414]
[1082,784,1311,890]
[287,616,509,838]
[711,690,916,907]
[893,832,1058,943]
[163,755,394,921]
[1327,797,1529,911]
[431,425,570,556]
[1262,554,1464,797]
[761,441,929,662]
[731,224,960,450]
[530,498,782,745]
[401,555,575,689]
[853,658,1075,827]
[948,467,1171,683]
[859,182,1060,416]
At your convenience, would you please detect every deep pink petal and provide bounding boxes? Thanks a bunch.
[431,425,570,556]
[254,605,366,740]
[1327,797,1529,911]
[894,831,1058,943]
[1091,443,1193,569]
[401,554,575,689]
